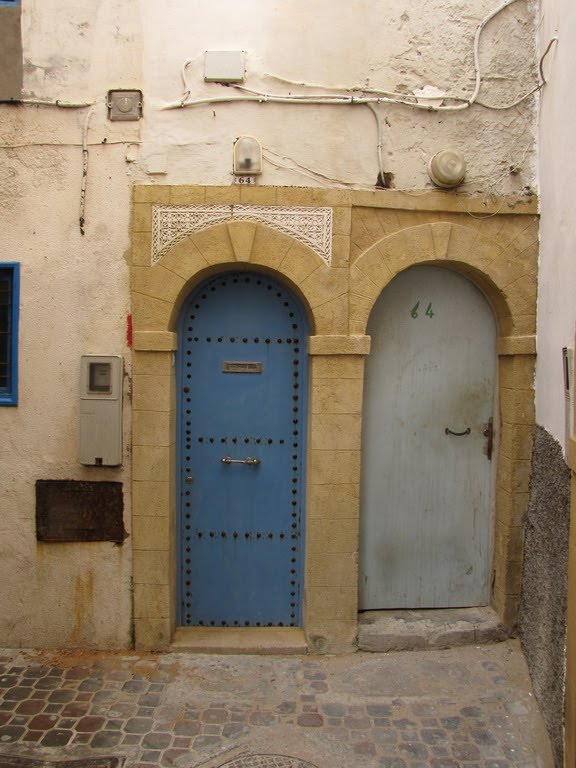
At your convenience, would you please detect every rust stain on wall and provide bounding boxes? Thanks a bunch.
[71,569,95,644]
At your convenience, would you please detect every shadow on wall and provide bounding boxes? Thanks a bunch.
[0,3,22,101]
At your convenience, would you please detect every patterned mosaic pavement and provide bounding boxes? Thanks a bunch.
[0,641,553,768]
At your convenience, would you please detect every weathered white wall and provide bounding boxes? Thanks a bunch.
[536,0,576,445]
[140,0,537,192]
[0,0,142,648]
[0,0,539,648]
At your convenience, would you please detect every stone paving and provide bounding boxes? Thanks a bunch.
[0,640,553,768]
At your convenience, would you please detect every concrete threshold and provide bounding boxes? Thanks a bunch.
[358,606,508,652]
[171,626,307,654]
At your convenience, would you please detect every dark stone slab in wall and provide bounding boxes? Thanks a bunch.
[519,425,570,768]
[36,480,126,543]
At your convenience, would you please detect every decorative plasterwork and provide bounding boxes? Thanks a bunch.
[151,205,333,265]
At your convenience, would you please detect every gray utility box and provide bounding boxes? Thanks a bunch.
[80,355,123,466]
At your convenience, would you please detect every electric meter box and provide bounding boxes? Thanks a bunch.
[204,51,245,83]
[80,355,123,466]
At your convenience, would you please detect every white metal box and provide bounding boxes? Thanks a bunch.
[80,355,123,466]
[204,51,245,83]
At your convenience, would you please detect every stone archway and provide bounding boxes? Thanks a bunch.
[129,187,537,650]
[351,221,537,628]
[130,216,364,652]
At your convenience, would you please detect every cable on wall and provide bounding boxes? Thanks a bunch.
[163,0,554,115]
[262,147,368,188]
[366,104,387,187]
[158,0,556,190]
[79,106,95,236]
[11,99,96,109]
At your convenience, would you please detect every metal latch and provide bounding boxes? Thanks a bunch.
[483,417,494,460]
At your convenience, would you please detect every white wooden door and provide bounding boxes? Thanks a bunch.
[359,266,497,609]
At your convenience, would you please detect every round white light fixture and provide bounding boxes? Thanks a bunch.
[428,149,467,189]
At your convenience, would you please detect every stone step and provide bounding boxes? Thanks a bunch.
[171,626,307,655]
[358,606,508,652]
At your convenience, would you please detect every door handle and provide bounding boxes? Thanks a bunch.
[445,427,471,436]
[221,456,261,465]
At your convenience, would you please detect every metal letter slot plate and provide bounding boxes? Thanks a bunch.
[222,361,263,373]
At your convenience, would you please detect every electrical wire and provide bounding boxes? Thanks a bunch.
[263,73,458,102]
[468,0,521,106]
[2,98,96,108]
[263,147,375,188]
[366,103,386,185]
[474,36,558,109]
[0,141,140,148]
[79,106,95,236]
[165,0,549,115]
[539,36,559,84]
[162,85,469,112]
[162,90,471,111]
[179,56,203,105]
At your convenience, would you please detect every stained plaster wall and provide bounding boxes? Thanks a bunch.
[0,0,540,650]
[139,0,538,193]
[0,0,143,648]
[531,0,576,765]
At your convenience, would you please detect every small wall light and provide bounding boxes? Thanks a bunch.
[428,149,467,189]
[233,136,262,175]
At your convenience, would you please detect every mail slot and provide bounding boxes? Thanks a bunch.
[222,361,263,373]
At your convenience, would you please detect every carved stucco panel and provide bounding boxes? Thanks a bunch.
[152,205,333,266]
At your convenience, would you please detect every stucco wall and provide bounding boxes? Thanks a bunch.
[536,0,576,445]
[0,0,143,648]
[531,0,576,763]
[139,0,537,192]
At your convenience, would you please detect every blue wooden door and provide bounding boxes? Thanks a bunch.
[177,272,308,628]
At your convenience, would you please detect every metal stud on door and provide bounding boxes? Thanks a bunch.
[177,273,308,628]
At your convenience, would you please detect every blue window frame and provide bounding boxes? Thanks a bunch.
[0,1,21,6]
[0,263,20,406]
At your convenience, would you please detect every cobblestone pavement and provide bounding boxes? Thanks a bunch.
[0,640,553,768]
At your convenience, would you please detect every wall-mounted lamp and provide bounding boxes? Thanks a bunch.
[428,149,467,189]
[233,136,262,176]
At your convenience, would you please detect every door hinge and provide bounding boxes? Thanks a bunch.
[483,417,494,460]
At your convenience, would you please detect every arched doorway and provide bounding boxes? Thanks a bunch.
[359,265,497,609]
[177,271,309,628]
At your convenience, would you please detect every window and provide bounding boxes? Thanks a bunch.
[0,264,20,405]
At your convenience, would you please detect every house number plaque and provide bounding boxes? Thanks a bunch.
[222,361,263,373]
